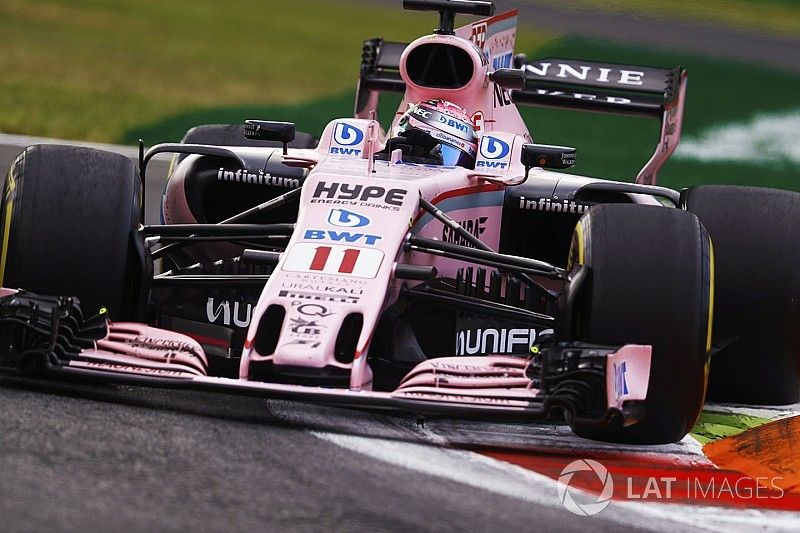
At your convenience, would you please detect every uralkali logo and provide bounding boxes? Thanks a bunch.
[557,459,614,516]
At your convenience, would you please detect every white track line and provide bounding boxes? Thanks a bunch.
[704,402,800,421]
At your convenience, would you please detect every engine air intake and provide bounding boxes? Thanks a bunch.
[406,43,474,89]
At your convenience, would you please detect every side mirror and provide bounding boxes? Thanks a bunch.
[521,143,576,170]
[244,120,296,154]
[489,68,525,90]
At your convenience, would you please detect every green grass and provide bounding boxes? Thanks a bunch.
[517,37,800,190]
[691,411,771,445]
[0,0,552,142]
[134,35,800,191]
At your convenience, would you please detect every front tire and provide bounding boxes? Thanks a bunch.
[568,204,712,444]
[0,145,144,320]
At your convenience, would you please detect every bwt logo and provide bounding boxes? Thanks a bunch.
[303,229,382,245]
[327,208,370,228]
[477,136,510,169]
[331,122,364,156]
[557,459,614,516]
[437,115,472,134]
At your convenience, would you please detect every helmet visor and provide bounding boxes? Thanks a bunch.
[439,143,475,168]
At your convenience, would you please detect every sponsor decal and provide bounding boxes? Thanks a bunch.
[396,391,515,405]
[283,339,321,349]
[518,196,591,214]
[470,111,485,134]
[289,316,325,336]
[124,337,199,352]
[282,242,384,278]
[613,361,629,400]
[529,87,631,105]
[206,298,253,328]
[430,130,477,156]
[442,216,487,246]
[477,135,511,170]
[216,168,299,188]
[426,360,506,372]
[437,114,472,135]
[77,361,192,378]
[413,105,478,144]
[491,52,513,71]
[303,229,382,246]
[493,84,513,108]
[278,290,359,304]
[292,302,335,317]
[411,106,432,120]
[328,208,370,228]
[280,282,363,295]
[525,62,646,86]
[480,136,510,160]
[330,122,365,156]
[281,272,367,287]
[456,328,545,356]
[470,21,488,50]
[311,181,408,211]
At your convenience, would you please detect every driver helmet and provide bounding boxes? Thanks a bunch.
[394,99,478,168]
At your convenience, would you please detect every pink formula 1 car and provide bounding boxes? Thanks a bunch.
[2,0,799,444]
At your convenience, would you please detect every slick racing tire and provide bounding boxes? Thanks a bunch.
[684,185,800,404]
[568,204,712,444]
[0,145,144,320]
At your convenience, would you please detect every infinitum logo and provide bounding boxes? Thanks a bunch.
[557,459,614,516]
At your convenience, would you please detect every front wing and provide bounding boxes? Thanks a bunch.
[0,290,651,426]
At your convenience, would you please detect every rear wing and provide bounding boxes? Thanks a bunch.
[354,39,687,185]
[510,58,687,185]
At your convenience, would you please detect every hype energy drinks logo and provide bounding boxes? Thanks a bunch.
[330,122,365,156]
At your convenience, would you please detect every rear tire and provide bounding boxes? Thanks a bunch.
[0,145,144,320]
[569,204,712,444]
[684,185,800,405]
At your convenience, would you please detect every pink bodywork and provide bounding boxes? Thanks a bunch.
[238,11,539,389]
[60,10,654,416]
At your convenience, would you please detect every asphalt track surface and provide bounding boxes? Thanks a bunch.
[0,139,653,531]
[5,137,800,531]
